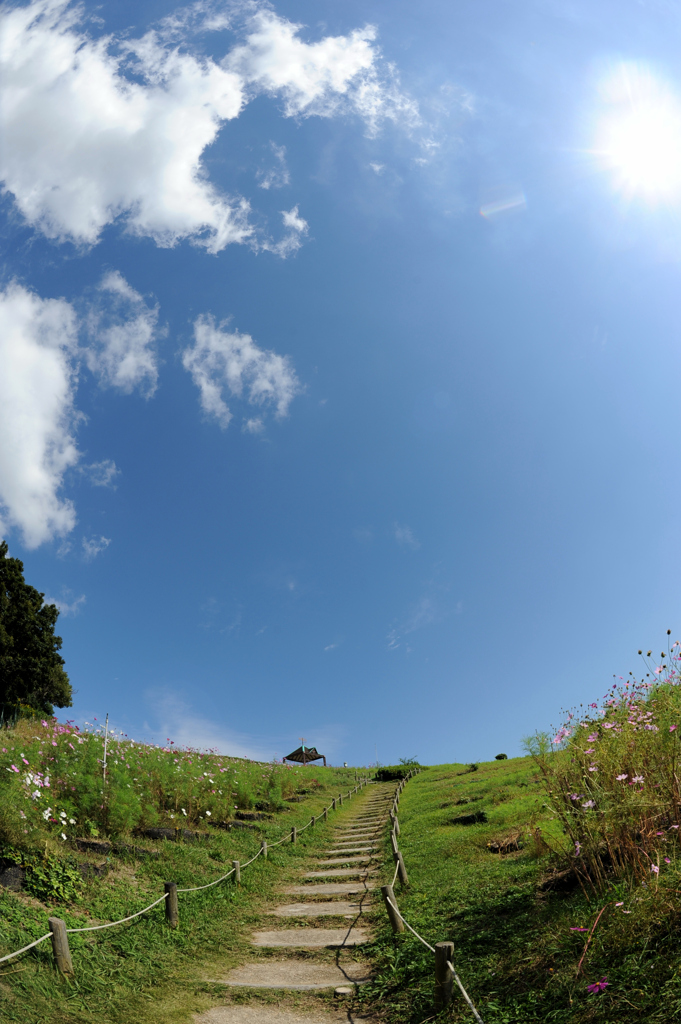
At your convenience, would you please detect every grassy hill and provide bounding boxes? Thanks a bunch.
[0,719,362,1023]
[4,657,681,1024]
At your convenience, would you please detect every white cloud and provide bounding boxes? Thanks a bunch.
[83,459,120,488]
[394,522,420,549]
[226,10,419,135]
[243,416,265,434]
[43,591,86,616]
[82,535,111,561]
[257,141,290,189]
[263,205,309,256]
[84,272,161,396]
[387,594,441,651]
[0,282,80,548]
[0,1,419,251]
[324,643,337,651]
[182,314,301,428]
[0,273,159,548]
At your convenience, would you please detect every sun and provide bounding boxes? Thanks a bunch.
[595,64,681,204]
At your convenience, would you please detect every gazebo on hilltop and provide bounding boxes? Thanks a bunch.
[283,743,326,766]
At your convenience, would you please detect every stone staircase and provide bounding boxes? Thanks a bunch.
[196,784,395,1023]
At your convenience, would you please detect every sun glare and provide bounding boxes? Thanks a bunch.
[596,64,681,204]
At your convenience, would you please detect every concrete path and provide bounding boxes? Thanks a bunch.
[197,782,396,1023]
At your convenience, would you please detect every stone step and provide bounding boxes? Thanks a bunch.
[304,867,375,878]
[195,1005,379,1023]
[270,900,368,917]
[251,927,369,948]
[325,847,377,855]
[281,882,371,895]
[315,856,372,866]
[216,960,373,991]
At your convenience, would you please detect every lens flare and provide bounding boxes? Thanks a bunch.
[595,63,681,204]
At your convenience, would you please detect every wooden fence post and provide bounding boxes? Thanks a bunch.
[261,840,267,859]
[233,859,241,883]
[396,851,409,886]
[291,827,297,844]
[339,793,343,806]
[324,806,328,820]
[390,811,400,836]
[434,941,455,1010]
[48,917,74,976]
[164,883,179,929]
[380,884,405,934]
[311,815,316,828]
[332,798,336,811]
[390,831,399,858]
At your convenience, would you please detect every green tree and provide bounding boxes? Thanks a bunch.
[0,541,72,716]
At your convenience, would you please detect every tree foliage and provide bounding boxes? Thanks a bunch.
[0,542,72,716]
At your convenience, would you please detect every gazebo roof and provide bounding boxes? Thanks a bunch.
[284,745,324,764]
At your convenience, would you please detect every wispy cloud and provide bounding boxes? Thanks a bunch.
[82,459,120,488]
[394,522,420,549]
[182,314,301,429]
[257,142,290,190]
[82,535,111,561]
[84,272,163,397]
[44,590,86,616]
[387,593,444,651]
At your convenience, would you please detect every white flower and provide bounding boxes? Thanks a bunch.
[59,810,67,818]
[205,810,211,816]
[61,833,67,840]
[31,790,40,800]
[181,808,187,815]
[69,818,76,825]
[42,807,51,820]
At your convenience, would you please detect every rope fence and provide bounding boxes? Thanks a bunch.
[380,773,485,1024]
[0,774,378,975]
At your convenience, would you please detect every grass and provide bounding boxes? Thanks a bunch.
[359,757,681,1024]
[0,719,366,1024]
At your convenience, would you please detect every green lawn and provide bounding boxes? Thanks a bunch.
[359,759,681,1024]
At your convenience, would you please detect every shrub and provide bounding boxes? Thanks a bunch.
[527,637,681,890]
[495,753,508,760]
[374,765,414,781]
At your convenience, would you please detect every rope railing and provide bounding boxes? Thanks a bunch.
[65,893,169,931]
[0,773,373,974]
[381,770,484,1024]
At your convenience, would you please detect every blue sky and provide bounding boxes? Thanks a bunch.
[2,0,681,765]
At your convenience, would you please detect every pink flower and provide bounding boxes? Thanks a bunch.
[631,775,644,784]
[665,857,671,864]
[616,774,628,781]
[8,765,19,773]
[671,726,678,733]
[587,978,609,994]
[570,926,587,932]
[587,733,598,742]
[615,902,624,907]
[651,864,660,874]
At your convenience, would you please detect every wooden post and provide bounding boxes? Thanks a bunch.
[291,826,297,844]
[261,840,267,858]
[339,793,343,806]
[164,883,179,929]
[390,831,399,857]
[396,851,409,886]
[390,812,400,836]
[380,884,405,934]
[324,806,328,820]
[332,798,336,811]
[233,859,241,883]
[48,917,74,976]
[311,815,315,828]
[434,941,455,1009]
